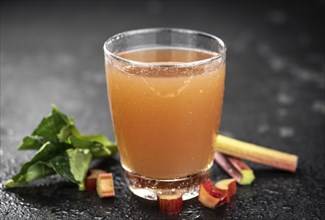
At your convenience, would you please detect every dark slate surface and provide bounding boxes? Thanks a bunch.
[1,1,324,219]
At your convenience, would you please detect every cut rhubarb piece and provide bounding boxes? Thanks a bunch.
[157,193,183,214]
[215,178,236,203]
[198,179,227,208]
[214,152,242,183]
[214,152,255,185]
[227,156,255,185]
[97,173,115,198]
[85,169,107,191]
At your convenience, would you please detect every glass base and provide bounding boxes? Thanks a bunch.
[124,165,212,201]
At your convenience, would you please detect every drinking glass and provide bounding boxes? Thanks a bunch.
[104,28,226,200]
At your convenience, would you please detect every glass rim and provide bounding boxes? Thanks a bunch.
[103,28,227,68]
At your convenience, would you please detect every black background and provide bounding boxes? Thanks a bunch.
[1,1,324,219]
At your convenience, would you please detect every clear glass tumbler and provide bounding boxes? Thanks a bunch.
[104,28,226,200]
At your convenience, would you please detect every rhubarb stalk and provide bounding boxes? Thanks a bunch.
[216,135,298,172]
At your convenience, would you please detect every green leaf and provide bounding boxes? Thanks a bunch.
[5,142,69,187]
[66,148,92,190]
[5,162,54,188]
[18,135,47,150]
[24,162,55,182]
[77,133,113,146]
[48,153,76,183]
[31,105,70,142]
[69,135,117,158]
[47,149,91,190]
[78,134,118,155]
[19,105,71,150]
[70,128,117,157]
[57,124,75,142]
[69,135,94,148]
[6,105,118,189]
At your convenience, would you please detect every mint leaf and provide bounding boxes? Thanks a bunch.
[48,149,92,190]
[77,134,118,155]
[19,105,71,150]
[31,105,70,142]
[6,142,70,187]
[24,162,55,182]
[76,133,113,146]
[5,162,54,188]
[57,124,75,142]
[18,135,47,150]
[69,135,116,158]
[48,153,76,184]
[6,105,117,189]
[66,148,92,190]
